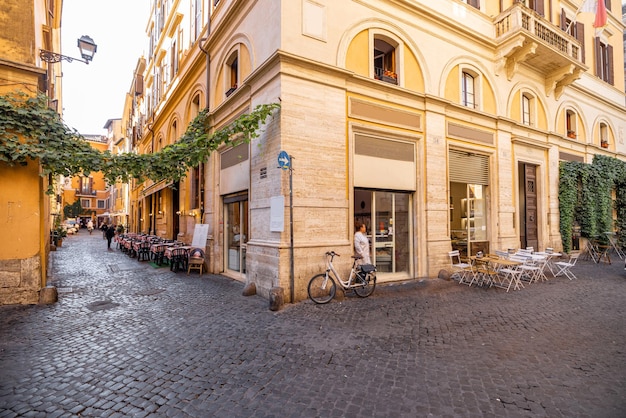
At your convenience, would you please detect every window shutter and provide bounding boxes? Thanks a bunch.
[535,0,545,16]
[594,37,601,77]
[449,150,489,186]
[576,22,585,63]
[607,44,614,85]
[560,9,566,30]
[468,0,480,8]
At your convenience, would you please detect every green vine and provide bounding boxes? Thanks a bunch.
[0,91,280,187]
[559,155,626,252]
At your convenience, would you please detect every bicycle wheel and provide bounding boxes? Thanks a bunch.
[308,273,336,304]
[354,271,376,297]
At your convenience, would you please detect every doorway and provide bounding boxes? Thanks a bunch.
[224,193,248,278]
[449,183,489,257]
[519,163,538,250]
[354,189,411,281]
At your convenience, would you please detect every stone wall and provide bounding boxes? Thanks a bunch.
[0,255,42,305]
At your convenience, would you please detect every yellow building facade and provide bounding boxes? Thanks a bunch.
[0,0,63,304]
[127,0,625,303]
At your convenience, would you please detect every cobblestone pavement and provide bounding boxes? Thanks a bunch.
[1,232,625,418]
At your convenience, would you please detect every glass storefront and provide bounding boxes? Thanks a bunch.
[224,194,248,276]
[354,189,411,280]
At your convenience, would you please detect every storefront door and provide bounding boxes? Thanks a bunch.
[224,193,248,278]
[354,189,411,281]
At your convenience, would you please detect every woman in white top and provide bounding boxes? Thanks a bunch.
[354,221,371,264]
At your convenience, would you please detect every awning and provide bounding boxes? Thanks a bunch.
[142,180,173,196]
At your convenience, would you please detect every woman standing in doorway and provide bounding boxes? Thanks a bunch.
[354,221,371,264]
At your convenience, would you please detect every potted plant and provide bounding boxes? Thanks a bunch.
[53,225,67,247]
[601,140,609,149]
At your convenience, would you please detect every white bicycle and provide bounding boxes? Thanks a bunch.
[307,251,376,304]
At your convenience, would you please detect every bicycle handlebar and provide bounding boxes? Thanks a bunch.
[325,251,340,257]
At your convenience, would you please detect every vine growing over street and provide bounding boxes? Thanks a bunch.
[0,91,280,186]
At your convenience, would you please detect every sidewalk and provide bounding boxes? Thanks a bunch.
[0,232,625,417]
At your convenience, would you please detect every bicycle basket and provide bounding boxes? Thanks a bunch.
[359,264,376,273]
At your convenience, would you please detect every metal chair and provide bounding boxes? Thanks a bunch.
[448,250,473,285]
[554,252,580,280]
[170,248,188,272]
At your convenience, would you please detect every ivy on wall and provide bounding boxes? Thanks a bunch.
[0,92,280,188]
[559,155,626,253]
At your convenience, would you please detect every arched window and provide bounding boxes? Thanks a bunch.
[462,71,476,108]
[226,51,239,97]
[373,35,398,85]
[565,109,577,139]
[600,122,609,148]
[522,93,533,126]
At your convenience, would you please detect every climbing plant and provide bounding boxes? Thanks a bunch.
[0,91,280,187]
[559,155,626,252]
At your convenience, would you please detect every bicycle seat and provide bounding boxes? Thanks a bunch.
[359,264,376,273]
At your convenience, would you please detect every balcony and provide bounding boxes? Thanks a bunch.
[494,3,587,99]
[75,189,97,196]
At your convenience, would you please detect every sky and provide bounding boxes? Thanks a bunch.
[61,0,149,135]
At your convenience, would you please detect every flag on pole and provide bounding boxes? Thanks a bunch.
[579,0,608,28]
[593,0,607,29]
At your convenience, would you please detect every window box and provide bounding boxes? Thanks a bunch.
[601,141,609,149]
[225,84,237,97]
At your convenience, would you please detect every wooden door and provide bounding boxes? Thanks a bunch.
[522,164,538,250]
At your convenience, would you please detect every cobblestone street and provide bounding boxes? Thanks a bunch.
[1,232,625,417]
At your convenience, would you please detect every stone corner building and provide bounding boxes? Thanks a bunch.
[126,0,626,303]
[0,0,63,304]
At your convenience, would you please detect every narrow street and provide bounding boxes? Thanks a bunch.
[1,231,625,417]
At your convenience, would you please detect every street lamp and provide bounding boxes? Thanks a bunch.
[40,35,97,64]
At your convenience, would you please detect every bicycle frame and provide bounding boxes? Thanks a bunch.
[325,252,360,289]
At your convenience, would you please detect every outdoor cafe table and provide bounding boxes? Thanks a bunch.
[470,256,523,290]
[164,246,193,271]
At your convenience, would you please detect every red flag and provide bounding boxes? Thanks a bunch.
[594,0,607,28]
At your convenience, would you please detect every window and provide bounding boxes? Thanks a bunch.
[97,200,106,209]
[170,39,178,80]
[566,109,577,139]
[462,72,476,108]
[81,199,90,208]
[600,123,609,148]
[521,0,545,16]
[522,94,533,126]
[461,0,480,8]
[226,52,239,97]
[192,0,203,41]
[595,37,614,84]
[373,37,398,85]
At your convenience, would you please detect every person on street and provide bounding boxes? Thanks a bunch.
[87,219,94,235]
[105,224,116,250]
[354,221,371,264]
[101,223,108,239]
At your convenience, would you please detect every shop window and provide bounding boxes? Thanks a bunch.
[566,109,577,139]
[373,36,398,85]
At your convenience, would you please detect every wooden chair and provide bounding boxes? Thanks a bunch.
[187,248,206,275]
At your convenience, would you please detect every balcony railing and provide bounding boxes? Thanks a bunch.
[494,3,586,98]
[75,189,97,196]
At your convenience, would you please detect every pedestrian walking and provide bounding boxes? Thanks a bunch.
[354,221,371,264]
[101,223,108,239]
[105,224,116,250]
[87,219,94,235]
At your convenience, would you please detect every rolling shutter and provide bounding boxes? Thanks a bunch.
[449,150,489,185]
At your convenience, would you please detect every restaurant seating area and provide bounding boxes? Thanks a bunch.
[115,233,204,274]
[449,247,576,292]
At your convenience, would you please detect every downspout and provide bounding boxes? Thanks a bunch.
[199,15,211,225]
